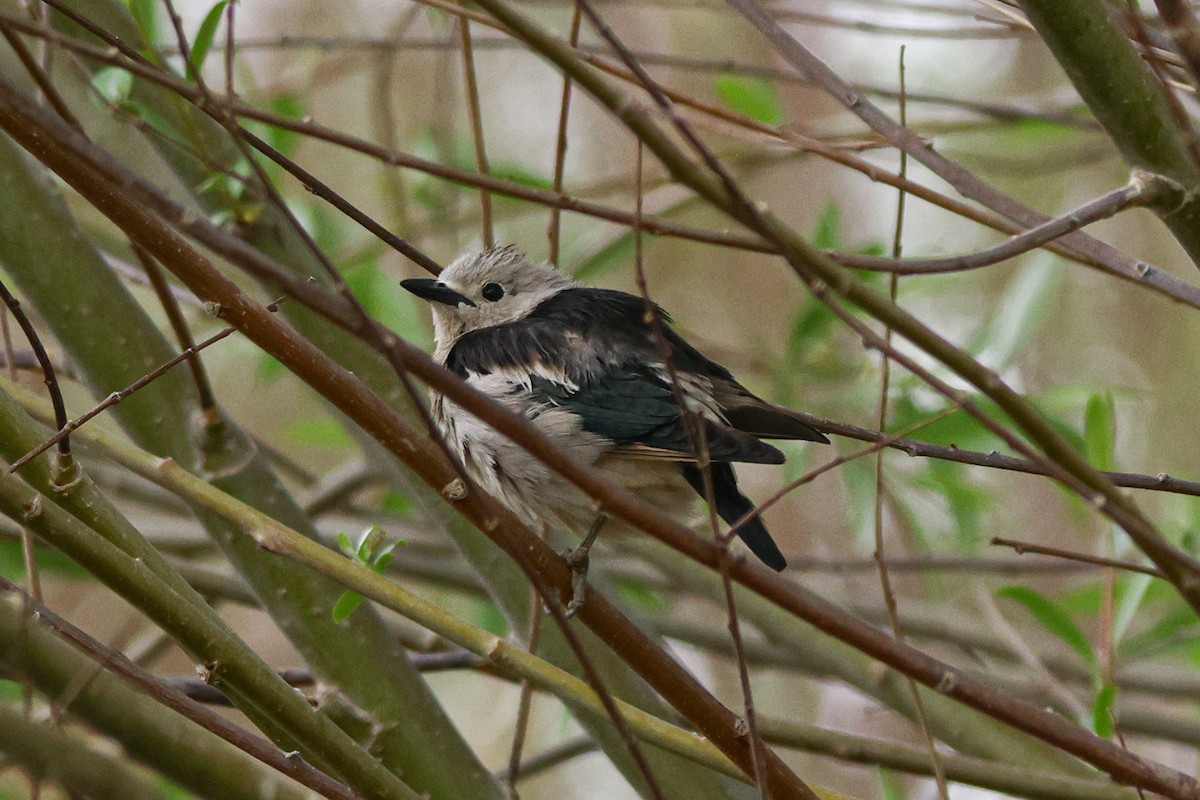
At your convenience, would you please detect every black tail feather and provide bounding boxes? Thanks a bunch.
[679,464,787,571]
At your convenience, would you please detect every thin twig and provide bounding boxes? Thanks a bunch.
[872,46,950,800]
[991,537,1165,578]
[836,176,1171,274]
[0,278,68,458]
[547,5,583,266]
[8,323,241,473]
[457,3,495,247]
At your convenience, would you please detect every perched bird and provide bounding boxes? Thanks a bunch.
[402,246,827,599]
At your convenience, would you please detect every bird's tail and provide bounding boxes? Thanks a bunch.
[679,464,787,571]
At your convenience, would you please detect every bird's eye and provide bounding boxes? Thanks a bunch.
[481,282,505,302]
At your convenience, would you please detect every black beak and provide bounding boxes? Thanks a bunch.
[400,278,476,307]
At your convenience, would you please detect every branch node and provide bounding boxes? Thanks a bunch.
[934,670,957,693]
[441,478,467,501]
[20,492,42,522]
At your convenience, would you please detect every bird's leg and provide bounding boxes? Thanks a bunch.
[561,513,607,618]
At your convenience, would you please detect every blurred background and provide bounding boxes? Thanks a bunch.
[1,1,1198,798]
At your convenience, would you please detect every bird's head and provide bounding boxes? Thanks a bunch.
[402,246,578,344]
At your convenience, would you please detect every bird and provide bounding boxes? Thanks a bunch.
[402,246,828,609]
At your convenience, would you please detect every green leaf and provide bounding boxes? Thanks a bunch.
[380,490,412,516]
[914,459,990,546]
[876,768,906,800]
[128,0,159,45]
[573,233,635,281]
[356,525,385,561]
[1111,571,1151,645]
[1090,683,1117,737]
[614,578,668,611]
[266,93,305,159]
[475,601,508,637]
[0,539,88,580]
[188,1,231,78]
[997,585,1097,669]
[714,73,782,125]
[1084,392,1116,472]
[256,352,284,382]
[968,256,1061,369]
[92,67,134,105]
[336,531,354,558]
[332,591,365,623]
[373,550,396,573]
[489,163,553,191]
[811,203,841,250]
[1120,603,1200,659]
[286,418,352,448]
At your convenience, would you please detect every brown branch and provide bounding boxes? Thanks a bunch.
[837,175,1171,274]
[991,537,1166,578]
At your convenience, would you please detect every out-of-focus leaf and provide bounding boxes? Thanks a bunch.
[1121,603,1200,659]
[1090,683,1117,737]
[0,540,88,580]
[92,67,134,105]
[346,261,434,350]
[256,352,284,382]
[267,93,305,159]
[573,233,635,281]
[914,460,990,546]
[1006,115,1085,144]
[811,203,841,250]
[1084,392,1116,472]
[998,585,1097,669]
[476,601,508,637]
[121,98,181,140]
[380,490,412,516]
[287,418,353,448]
[1111,571,1151,645]
[968,256,1060,369]
[840,457,878,546]
[614,578,668,612]
[127,0,159,46]
[714,73,783,125]
[489,163,553,191]
[188,1,231,78]
[876,768,906,800]
[787,299,837,358]
[887,397,996,452]
[345,261,386,320]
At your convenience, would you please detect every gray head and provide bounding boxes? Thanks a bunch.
[402,246,578,346]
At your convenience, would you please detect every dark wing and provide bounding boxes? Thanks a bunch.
[531,370,785,464]
[447,288,789,464]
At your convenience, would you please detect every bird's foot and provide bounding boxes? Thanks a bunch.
[559,545,590,618]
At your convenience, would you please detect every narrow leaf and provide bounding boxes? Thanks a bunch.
[1091,684,1117,737]
[811,202,841,250]
[1084,392,1116,472]
[714,73,783,125]
[128,0,159,45]
[997,585,1097,668]
[332,591,364,623]
[188,1,232,78]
